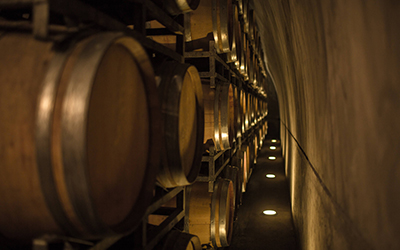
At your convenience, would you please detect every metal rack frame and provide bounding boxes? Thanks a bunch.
[0,0,184,62]
[184,41,267,102]
[31,187,186,250]
[185,38,268,193]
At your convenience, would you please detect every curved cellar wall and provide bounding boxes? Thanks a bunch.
[254,0,400,249]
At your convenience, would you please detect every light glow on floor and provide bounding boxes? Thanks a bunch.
[263,210,277,215]
[266,174,276,178]
[270,146,276,150]
[268,156,276,160]
[271,139,277,143]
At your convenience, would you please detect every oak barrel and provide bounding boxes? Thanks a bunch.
[243,33,253,81]
[156,230,202,250]
[223,165,241,217]
[188,179,234,248]
[237,0,245,16]
[249,95,255,126]
[248,9,257,43]
[240,91,247,133]
[241,144,251,192]
[233,86,242,139]
[263,121,268,137]
[249,138,256,168]
[246,92,252,130]
[203,83,236,151]
[242,0,250,34]
[254,133,259,160]
[259,128,264,148]
[163,0,200,15]
[202,83,218,151]
[230,155,244,205]
[228,3,240,65]
[156,62,204,187]
[237,19,246,77]
[0,32,161,239]
[189,0,233,53]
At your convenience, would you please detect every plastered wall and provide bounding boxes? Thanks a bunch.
[255,1,400,249]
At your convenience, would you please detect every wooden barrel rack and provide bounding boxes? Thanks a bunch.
[0,0,271,249]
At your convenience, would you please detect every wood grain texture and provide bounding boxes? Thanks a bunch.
[0,32,158,239]
[188,180,234,248]
[0,32,61,239]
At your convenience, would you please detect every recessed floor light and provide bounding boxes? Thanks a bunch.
[263,210,277,215]
[271,139,277,143]
[270,146,276,150]
[268,156,276,160]
[266,174,276,178]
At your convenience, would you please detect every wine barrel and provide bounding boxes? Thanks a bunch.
[242,31,250,80]
[237,0,244,16]
[245,35,252,81]
[248,9,256,43]
[156,62,204,187]
[257,99,263,121]
[240,91,249,133]
[241,145,251,192]
[228,84,237,145]
[213,0,234,53]
[255,98,260,122]
[248,49,255,84]
[0,32,161,239]
[216,83,234,149]
[254,98,258,123]
[259,127,264,148]
[163,0,200,15]
[238,22,247,77]
[264,121,269,137]
[248,94,253,127]
[254,134,259,160]
[203,83,236,151]
[242,0,250,34]
[255,28,261,55]
[227,3,238,64]
[223,166,241,217]
[188,179,234,248]
[189,0,233,53]
[156,230,202,250]
[263,101,269,118]
[230,155,244,205]
[203,83,216,149]
[249,139,256,167]
[246,92,252,130]
[251,51,258,86]
[255,56,262,87]
[250,95,256,126]
[260,101,265,118]
[233,86,242,139]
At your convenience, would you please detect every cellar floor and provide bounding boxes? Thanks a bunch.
[227,136,297,250]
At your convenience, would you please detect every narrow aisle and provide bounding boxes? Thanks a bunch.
[227,138,297,250]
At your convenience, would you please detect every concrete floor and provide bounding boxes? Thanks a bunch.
[227,136,297,250]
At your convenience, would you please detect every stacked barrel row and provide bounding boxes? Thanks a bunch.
[189,0,268,91]
[0,29,205,243]
[0,1,268,250]
[185,0,269,249]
